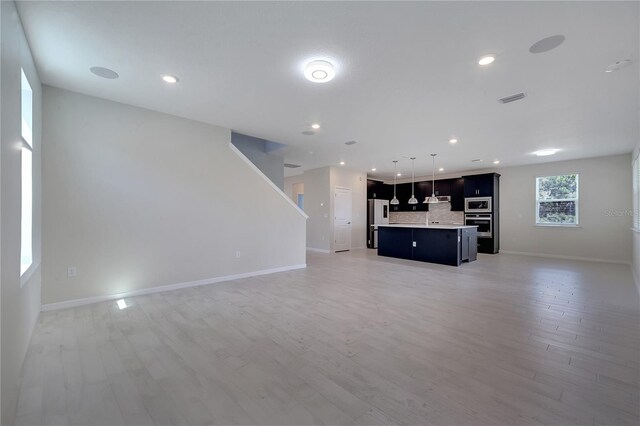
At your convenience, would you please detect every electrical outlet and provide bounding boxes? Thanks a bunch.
[235,251,241,258]
[67,266,77,277]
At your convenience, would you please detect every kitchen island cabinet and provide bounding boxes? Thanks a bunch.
[378,224,478,266]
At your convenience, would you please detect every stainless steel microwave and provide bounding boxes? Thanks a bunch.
[465,197,492,213]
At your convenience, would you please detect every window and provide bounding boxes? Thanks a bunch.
[21,69,33,275]
[536,174,579,226]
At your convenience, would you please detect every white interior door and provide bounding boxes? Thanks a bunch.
[334,187,352,252]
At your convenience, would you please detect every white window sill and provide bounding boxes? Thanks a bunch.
[534,224,582,229]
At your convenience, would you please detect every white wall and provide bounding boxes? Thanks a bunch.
[302,167,330,251]
[330,167,367,250]
[284,174,304,204]
[500,154,631,263]
[42,86,306,306]
[300,166,367,252]
[1,1,43,423]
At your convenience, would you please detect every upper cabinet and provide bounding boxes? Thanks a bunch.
[464,173,499,197]
[450,178,465,211]
[367,179,390,199]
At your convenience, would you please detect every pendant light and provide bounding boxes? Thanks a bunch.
[408,157,418,204]
[390,160,399,205]
[424,154,439,204]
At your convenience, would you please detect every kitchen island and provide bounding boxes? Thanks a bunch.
[377,224,478,266]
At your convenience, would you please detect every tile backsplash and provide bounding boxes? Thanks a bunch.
[389,202,464,224]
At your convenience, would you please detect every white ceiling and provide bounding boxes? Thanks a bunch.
[16,1,639,180]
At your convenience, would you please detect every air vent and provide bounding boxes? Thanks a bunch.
[499,93,526,104]
[345,140,357,146]
[284,163,301,168]
[471,159,483,162]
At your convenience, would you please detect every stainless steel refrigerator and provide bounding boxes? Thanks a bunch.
[367,199,389,248]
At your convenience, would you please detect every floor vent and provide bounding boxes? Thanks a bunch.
[284,163,301,168]
[499,92,526,104]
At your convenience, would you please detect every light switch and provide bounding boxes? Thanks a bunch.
[412,241,417,247]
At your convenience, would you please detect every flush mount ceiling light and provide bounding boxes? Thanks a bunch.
[339,161,345,165]
[605,59,632,73]
[449,138,458,144]
[304,60,335,83]
[478,55,495,66]
[534,149,559,156]
[391,161,400,205]
[439,167,444,171]
[90,66,119,79]
[397,173,402,177]
[311,123,320,129]
[162,74,179,83]
[424,154,439,204]
[493,160,500,164]
[371,168,376,171]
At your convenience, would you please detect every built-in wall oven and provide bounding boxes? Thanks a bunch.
[465,197,492,213]
[465,214,492,238]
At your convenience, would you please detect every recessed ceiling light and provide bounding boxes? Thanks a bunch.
[449,138,458,144]
[304,60,335,83]
[339,161,345,165]
[605,59,632,73]
[90,66,119,79]
[493,160,500,164]
[371,168,376,171]
[162,74,179,83]
[534,149,559,156]
[478,55,495,66]
[311,123,320,129]
[438,168,444,172]
[397,173,402,177]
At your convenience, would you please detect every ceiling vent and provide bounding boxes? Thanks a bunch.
[499,93,526,104]
[345,140,357,146]
[284,163,301,168]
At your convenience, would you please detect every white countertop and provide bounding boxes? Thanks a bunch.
[378,224,478,230]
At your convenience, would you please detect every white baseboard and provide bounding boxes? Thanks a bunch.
[41,264,307,312]
[306,247,330,254]
[500,250,630,265]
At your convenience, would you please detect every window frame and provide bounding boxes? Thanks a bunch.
[535,173,579,227]
[633,152,640,232]
[20,68,34,279]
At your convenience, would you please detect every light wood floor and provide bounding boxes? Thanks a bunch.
[15,250,640,425]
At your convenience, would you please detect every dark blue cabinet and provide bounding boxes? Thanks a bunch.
[378,226,477,266]
[464,173,496,197]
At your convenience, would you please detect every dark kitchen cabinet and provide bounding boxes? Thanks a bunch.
[450,178,465,211]
[378,226,478,266]
[412,228,459,265]
[432,179,450,197]
[377,227,413,260]
[390,183,428,212]
[367,179,391,200]
[464,173,498,197]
